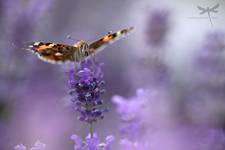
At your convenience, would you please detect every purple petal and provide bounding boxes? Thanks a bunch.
[14,144,27,150]
[30,141,46,150]
[71,134,83,149]
[86,133,99,150]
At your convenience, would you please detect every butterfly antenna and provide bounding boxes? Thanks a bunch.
[66,35,81,42]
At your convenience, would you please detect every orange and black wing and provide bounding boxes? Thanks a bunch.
[88,27,134,54]
[27,42,77,64]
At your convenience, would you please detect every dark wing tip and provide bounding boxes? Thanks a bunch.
[22,42,34,51]
[24,42,41,52]
[128,26,134,32]
[121,26,134,35]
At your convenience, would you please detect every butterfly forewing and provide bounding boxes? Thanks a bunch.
[27,42,77,64]
[88,27,134,54]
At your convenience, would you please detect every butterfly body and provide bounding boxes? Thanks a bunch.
[27,27,134,64]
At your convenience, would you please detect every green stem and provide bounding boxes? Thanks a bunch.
[90,123,94,138]
[74,62,77,72]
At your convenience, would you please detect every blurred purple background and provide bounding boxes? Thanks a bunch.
[0,0,225,149]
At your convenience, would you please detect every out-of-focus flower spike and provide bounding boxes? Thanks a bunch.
[112,95,128,117]
[14,144,27,150]
[193,30,225,87]
[112,88,154,146]
[4,0,54,51]
[102,135,114,150]
[14,141,46,150]
[71,134,83,150]
[28,0,54,20]
[95,63,104,79]
[146,8,171,47]
[71,133,114,150]
[30,141,46,150]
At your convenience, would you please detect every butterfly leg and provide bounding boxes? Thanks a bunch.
[90,52,97,72]
[73,61,78,72]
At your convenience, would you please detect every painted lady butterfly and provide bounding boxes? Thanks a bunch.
[27,27,134,64]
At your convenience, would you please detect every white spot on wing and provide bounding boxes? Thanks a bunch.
[49,43,55,47]
[34,42,40,46]
[55,52,63,56]
[35,53,73,65]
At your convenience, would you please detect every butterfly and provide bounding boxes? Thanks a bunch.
[26,27,134,64]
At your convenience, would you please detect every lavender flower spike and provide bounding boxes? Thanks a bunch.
[30,141,46,150]
[14,141,46,150]
[112,89,152,141]
[14,144,27,150]
[146,9,170,47]
[68,59,107,124]
[71,133,114,150]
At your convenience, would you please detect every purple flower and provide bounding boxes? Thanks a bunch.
[14,144,27,150]
[71,133,114,150]
[130,9,171,87]
[3,0,54,52]
[193,30,225,87]
[0,0,55,97]
[112,83,225,150]
[103,136,115,150]
[86,134,99,150]
[68,59,107,124]
[14,141,46,150]
[188,31,225,126]
[131,57,170,88]
[30,141,46,150]
[1,2,54,148]
[112,89,153,141]
[119,139,149,150]
[146,9,170,47]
